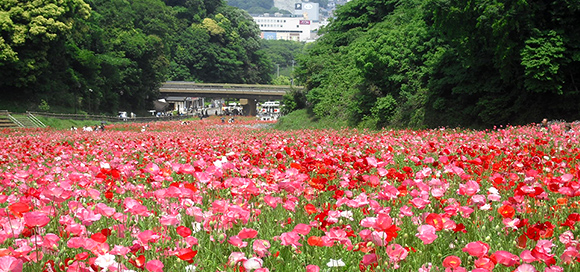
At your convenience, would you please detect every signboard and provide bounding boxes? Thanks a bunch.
[299,20,310,25]
[295,3,302,10]
[263,32,277,40]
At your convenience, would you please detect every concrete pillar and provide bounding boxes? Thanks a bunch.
[241,99,257,116]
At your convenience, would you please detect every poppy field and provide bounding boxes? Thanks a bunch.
[1,120,579,272]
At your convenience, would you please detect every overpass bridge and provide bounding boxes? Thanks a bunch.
[158,82,304,116]
[159,82,303,100]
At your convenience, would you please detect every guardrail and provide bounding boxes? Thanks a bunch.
[163,82,304,90]
[159,82,302,99]
[6,114,24,127]
[26,112,46,128]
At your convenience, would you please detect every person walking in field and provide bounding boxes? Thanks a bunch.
[539,118,551,132]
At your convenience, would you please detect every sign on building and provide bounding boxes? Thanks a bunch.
[263,32,277,40]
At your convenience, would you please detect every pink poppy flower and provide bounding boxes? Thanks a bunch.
[23,211,50,227]
[532,240,554,261]
[137,230,160,244]
[293,224,311,235]
[492,250,520,267]
[95,203,116,217]
[325,227,349,244]
[145,259,164,272]
[474,257,495,270]
[42,234,60,250]
[514,264,537,272]
[457,180,480,196]
[462,241,490,258]
[306,264,320,272]
[238,228,258,239]
[386,244,408,267]
[410,197,431,209]
[544,266,564,272]
[252,239,271,257]
[280,231,302,247]
[159,214,179,226]
[520,250,537,263]
[123,198,150,216]
[228,252,246,265]
[375,213,393,231]
[416,225,437,244]
[243,257,263,271]
[558,231,575,246]
[0,256,23,272]
[110,245,130,255]
[362,254,378,266]
[228,236,248,248]
[560,246,579,264]
[67,237,86,249]
[144,163,160,175]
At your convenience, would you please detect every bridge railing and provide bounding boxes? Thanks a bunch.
[160,82,303,96]
[163,82,304,90]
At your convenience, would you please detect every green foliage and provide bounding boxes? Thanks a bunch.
[0,0,271,114]
[274,109,347,130]
[296,0,580,129]
[38,99,50,112]
[296,0,435,129]
[521,29,566,94]
[260,39,304,69]
[281,88,306,114]
[272,75,291,85]
[426,0,580,127]
[226,0,272,11]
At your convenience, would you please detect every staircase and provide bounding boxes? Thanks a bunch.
[26,112,46,128]
[11,114,37,128]
[0,110,46,128]
[0,110,17,128]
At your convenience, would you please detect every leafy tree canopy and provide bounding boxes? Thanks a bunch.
[0,0,272,114]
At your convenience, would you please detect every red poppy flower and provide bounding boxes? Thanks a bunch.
[129,255,146,269]
[91,233,107,243]
[425,213,444,231]
[442,255,461,268]
[498,205,515,218]
[8,202,30,217]
[307,236,323,247]
[176,226,192,238]
[176,248,197,263]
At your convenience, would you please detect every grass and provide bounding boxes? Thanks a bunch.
[36,116,115,130]
[274,109,348,130]
[32,109,342,131]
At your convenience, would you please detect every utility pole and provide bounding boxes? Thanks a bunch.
[88,89,93,114]
[291,60,295,86]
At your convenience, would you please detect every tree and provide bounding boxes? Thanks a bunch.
[428,0,580,126]
[0,0,91,100]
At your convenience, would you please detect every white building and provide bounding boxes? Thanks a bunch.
[254,16,319,41]
[253,2,321,42]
